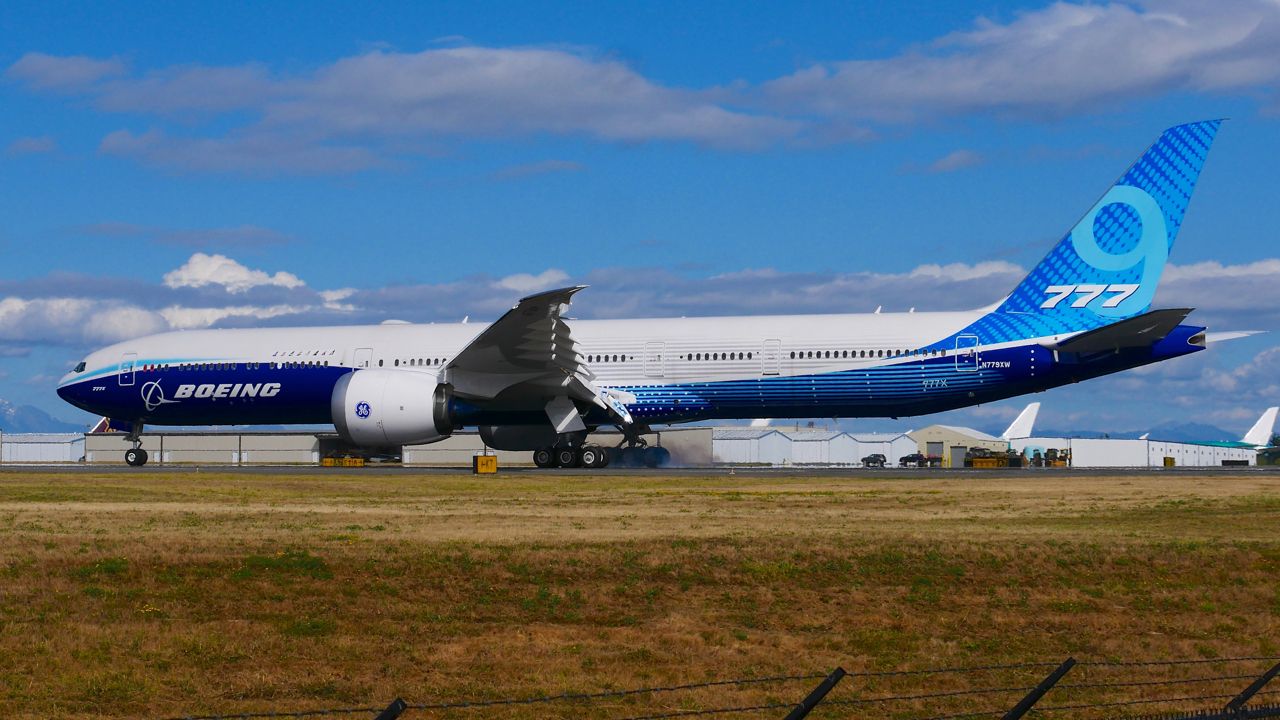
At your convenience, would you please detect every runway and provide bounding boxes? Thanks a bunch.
[2,463,1278,477]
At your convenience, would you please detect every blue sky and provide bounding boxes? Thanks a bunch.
[2,0,1279,436]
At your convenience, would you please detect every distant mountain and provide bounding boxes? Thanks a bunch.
[0,400,89,433]
[1034,421,1237,443]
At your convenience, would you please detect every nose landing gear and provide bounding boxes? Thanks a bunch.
[123,423,148,467]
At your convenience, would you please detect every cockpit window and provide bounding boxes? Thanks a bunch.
[73,361,87,373]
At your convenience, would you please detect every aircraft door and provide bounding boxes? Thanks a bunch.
[761,339,781,376]
[955,335,979,372]
[353,348,373,368]
[643,342,665,378]
[119,352,137,386]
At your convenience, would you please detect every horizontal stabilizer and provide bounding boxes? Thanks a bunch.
[1205,330,1264,344]
[1045,309,1192,354]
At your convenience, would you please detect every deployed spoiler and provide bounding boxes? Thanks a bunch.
[1042,308,1193,354]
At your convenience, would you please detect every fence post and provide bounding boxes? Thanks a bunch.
[782,668,847,720]
[1225,661,1280,716]
[373,697,407,720]
[1001,657,1076,720]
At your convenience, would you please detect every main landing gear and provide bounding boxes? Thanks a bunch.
[532,443,611,469]
[530,426,673,469]
[124,423,148,467]
[611,425,672,468]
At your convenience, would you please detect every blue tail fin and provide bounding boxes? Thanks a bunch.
[982,120,1221,343]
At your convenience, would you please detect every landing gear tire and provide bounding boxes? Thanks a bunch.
[579,445,608,469]
[613,447,637,467]
[125,448,148,467]
[642,446,671,468]
[555,446,581,468]
[533,448,557,468]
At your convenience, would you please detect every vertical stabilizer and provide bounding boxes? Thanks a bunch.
[973,121,1221,344]
[1242,407,1279,447]
[1001,402,1040,440]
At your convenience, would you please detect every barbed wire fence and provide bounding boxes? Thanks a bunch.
[161,655,1280,720]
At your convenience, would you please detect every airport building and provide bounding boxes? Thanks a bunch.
[0,433,85,463]
[711,428,915,466]
[1010,437,1258,467]
[907,425,1010,468]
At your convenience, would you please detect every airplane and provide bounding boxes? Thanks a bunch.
[59,120,1231,468]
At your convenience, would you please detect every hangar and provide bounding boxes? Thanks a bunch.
[1010,437,1258,467]
[711,428,915,466]
[0,433,85,463]
[1008,406,1275,468]
[907,425,1010,468]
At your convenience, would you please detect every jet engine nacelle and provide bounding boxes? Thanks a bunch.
[331,369,453,447]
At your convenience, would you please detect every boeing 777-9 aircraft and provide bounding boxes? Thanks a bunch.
[59,121,1228,467]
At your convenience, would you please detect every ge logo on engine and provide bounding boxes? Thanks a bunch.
[355,401,371,419]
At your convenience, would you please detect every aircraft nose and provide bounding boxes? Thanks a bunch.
[57,378,91,412]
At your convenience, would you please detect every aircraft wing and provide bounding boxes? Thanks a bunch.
[442,286,633,427]
[1045,308,1193,354]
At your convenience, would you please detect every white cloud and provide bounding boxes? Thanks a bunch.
[927,149,984,174]
[99,129,384,175]
[495,269,571,293]
[11,4,1280,175]
[6,136,57,155]
[12,46,798,173]
[1156,258,1280,328]
[82,221,294,248]
[908,260,1021,281]
[1163,259,1280,281]
[0,297,166,345]
[5,52,125,91]
[763,0,1280,121]
[158,304,309,329]
[162,253,305,293]
[319,288,357,312]
[83,305,169,343]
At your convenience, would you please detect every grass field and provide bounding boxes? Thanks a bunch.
[2,469,1280,719]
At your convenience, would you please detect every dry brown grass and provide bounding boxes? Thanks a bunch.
[2,470,1279,719]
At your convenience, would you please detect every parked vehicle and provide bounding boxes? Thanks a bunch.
[899,452,927,468]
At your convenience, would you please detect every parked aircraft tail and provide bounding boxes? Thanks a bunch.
[1242,407,1279,447]
[983,120,1222,343]
[1000,402,1040,440]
